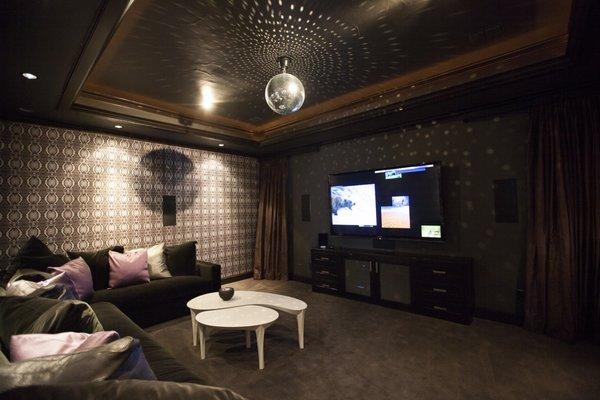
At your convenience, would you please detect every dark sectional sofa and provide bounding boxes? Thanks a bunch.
[0,238,228,396]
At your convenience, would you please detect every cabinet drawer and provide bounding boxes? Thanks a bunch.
[311,253,337,266]
[312,264,340,279]
[413,284,464,303]
[413,264,463,285]
[312,281,341,294]
[414,298,466,319]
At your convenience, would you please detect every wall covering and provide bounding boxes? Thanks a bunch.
[0,120,259,279]
[289,114,529,315]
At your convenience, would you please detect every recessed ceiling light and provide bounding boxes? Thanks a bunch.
[200,85,215,110]
[22,72,37,80]
[114,125,123,129]
[218,143,225,147]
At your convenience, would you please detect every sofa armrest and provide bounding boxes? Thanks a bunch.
[195,260,221,290]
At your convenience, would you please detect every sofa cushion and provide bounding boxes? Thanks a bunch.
[129,243,171,279]
[0,337,156,393]
[108,250,150,289]
[67,246,124,291]
[0,297,103,357]
[91,302,206,385]
[164,241,197,276]
[90,276,212,319]
[49,257,93,300]
[15,236,69,272]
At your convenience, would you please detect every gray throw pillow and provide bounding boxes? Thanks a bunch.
[2,379,247,400]
[0,337,156,393]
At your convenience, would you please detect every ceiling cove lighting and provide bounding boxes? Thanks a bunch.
[265,56,305,115]
[22,72,37,80]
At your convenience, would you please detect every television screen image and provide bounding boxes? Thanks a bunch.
[421,225,442,238]
[331,184,377,227]
[380,195,411,229]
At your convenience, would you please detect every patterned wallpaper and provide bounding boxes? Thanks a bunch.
[289,114,529,315]
[0,121,259,279]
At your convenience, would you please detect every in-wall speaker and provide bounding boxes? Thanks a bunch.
[493,179,518,223]
[301,194,311,222]
[163,195,176,226]
[318,233,329,249]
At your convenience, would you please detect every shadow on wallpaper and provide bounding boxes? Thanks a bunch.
[138,149,197,212]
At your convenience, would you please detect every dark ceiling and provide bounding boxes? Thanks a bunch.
[85,0,571,130]
[1,0,598,156]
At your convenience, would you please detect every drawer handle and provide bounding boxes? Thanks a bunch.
[433,288,447,293]
[317,283,338,292]
[433,305,448,311]
[432,269,447,275]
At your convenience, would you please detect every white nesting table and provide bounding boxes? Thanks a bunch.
[187,290,308,349]
[195,305,278,370]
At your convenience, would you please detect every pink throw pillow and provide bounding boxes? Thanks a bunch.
[48,257,93,300]
[108,250,149,289]
[10,331,120,362]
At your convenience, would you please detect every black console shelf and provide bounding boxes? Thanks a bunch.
[311,247,474,324]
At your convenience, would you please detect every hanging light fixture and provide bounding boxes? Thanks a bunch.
[265,56,305,115]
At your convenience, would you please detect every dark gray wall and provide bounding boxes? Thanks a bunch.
[289,114,529,315]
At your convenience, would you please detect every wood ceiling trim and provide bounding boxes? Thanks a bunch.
[258,29,570,134]
[75,91,254,140]
[81,81,258,135]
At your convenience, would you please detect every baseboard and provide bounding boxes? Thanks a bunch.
[290,274,312,284]
[474,307,520,325]
[222,271,253,284]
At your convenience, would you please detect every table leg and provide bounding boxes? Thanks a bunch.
[255,325,265,370]
[296,309,305,349]
[199,325,206,360]
[245,330,251,348]
[190,310,198,346]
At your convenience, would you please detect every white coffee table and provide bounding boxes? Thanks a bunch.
[187,290,308,349]
[196,305,278,370]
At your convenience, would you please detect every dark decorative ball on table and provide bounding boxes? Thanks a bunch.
[218,287,234,301]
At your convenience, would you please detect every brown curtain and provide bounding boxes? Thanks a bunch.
[525,95,600,342]
[253,158,288,280]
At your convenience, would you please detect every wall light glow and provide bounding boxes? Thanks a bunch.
[201,85,215,110]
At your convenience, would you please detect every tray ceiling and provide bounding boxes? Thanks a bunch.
[81,0,571,139]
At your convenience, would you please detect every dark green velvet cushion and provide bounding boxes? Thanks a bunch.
[164,241,197,276]
[2,379,248,400]
[67,246,124,290]
[0,297,103,357]
[91,302,206,384]
[14,236,68,272]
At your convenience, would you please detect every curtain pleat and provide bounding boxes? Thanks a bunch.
[253,158,288,280]
[525,95,600,342]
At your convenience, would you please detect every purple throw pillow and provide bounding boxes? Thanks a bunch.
[49,257,93,300]
[10,331,120,362]
[108,250,149,289]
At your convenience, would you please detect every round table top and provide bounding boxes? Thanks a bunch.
[187,290,307,313]
[195,305,279,328]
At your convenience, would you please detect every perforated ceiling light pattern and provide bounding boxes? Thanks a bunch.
[88,0,540,124]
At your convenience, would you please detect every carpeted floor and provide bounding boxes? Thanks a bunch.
[147,279,600,400]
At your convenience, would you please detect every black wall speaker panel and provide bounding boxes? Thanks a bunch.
[493,179,519,223]
[301,194,311,222]
[163,195,176,226]
[318,233,329,248]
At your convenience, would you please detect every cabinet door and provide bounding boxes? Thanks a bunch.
[344,259,372,297]
[378,263,411,305]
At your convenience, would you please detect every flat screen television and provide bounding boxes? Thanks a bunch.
[328,162,444,240]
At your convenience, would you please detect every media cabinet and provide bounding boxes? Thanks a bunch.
[311,247,474,324]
